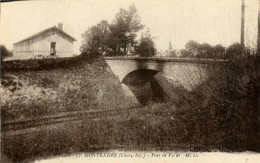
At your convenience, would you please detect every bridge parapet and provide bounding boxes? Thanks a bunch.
[103,56,226,64]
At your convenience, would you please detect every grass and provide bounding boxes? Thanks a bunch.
[2,103,175,162]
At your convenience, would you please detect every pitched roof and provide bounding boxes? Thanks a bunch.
[14,26,76,45]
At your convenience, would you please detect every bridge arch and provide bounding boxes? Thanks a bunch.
[104,57,210,91]
[121,69,166,104]
[105,59,166,82]
[121,69,159,85]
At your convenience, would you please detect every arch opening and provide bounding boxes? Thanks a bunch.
[121,69,166,105]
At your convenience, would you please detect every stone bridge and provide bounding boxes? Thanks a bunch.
[104,56,223,90]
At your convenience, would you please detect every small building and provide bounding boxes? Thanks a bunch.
[13,23,76,59]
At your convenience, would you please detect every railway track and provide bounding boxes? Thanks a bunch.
[2,107,140,136]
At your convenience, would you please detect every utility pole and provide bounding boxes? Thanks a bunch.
[257,0,260,54]
[241,0,245,47]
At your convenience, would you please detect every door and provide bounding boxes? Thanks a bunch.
[50,42,56,55]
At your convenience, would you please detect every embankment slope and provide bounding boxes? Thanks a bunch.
[1,54,139,120]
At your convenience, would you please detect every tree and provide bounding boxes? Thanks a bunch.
[136,29,156,57]
[0,45,12,78]
[109,4,144,54]
[225,43,244,59]
[0,45,12,58]
[185,40,200,56]
[80,20,110,53]
[213,44,226,59]
[197,43,213,58]
[97,20,111,51]
[80,4,144,56]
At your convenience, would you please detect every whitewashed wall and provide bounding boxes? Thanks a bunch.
[13,29,74,58]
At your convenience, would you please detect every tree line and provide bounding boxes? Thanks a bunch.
[80,4,156,57]
[80,2,249,60]
[178,40,250,59]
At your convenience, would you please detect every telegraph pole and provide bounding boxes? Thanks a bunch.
[241,0,245,47]
[257,0,260,138]
[257,0,260,54]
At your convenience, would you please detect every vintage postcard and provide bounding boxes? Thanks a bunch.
[0,0,259,162]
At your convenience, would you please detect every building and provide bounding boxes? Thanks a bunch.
[13,23,76,59]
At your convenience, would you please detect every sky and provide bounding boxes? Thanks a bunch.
[0,0,258,54]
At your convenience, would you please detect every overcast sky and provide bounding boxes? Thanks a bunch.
[0,0,258,54]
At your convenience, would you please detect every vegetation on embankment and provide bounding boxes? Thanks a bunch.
[1,52,139,121]
[156,55,259,151]
[2,54,259,162]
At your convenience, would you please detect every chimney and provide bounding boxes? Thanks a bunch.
[58,23,63,30]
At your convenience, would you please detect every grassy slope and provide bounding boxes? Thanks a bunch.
[1,54,139,121]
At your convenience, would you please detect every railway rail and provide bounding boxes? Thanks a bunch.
[2,107,140,136]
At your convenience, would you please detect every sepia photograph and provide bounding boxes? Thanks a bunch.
[0,0,259,162]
